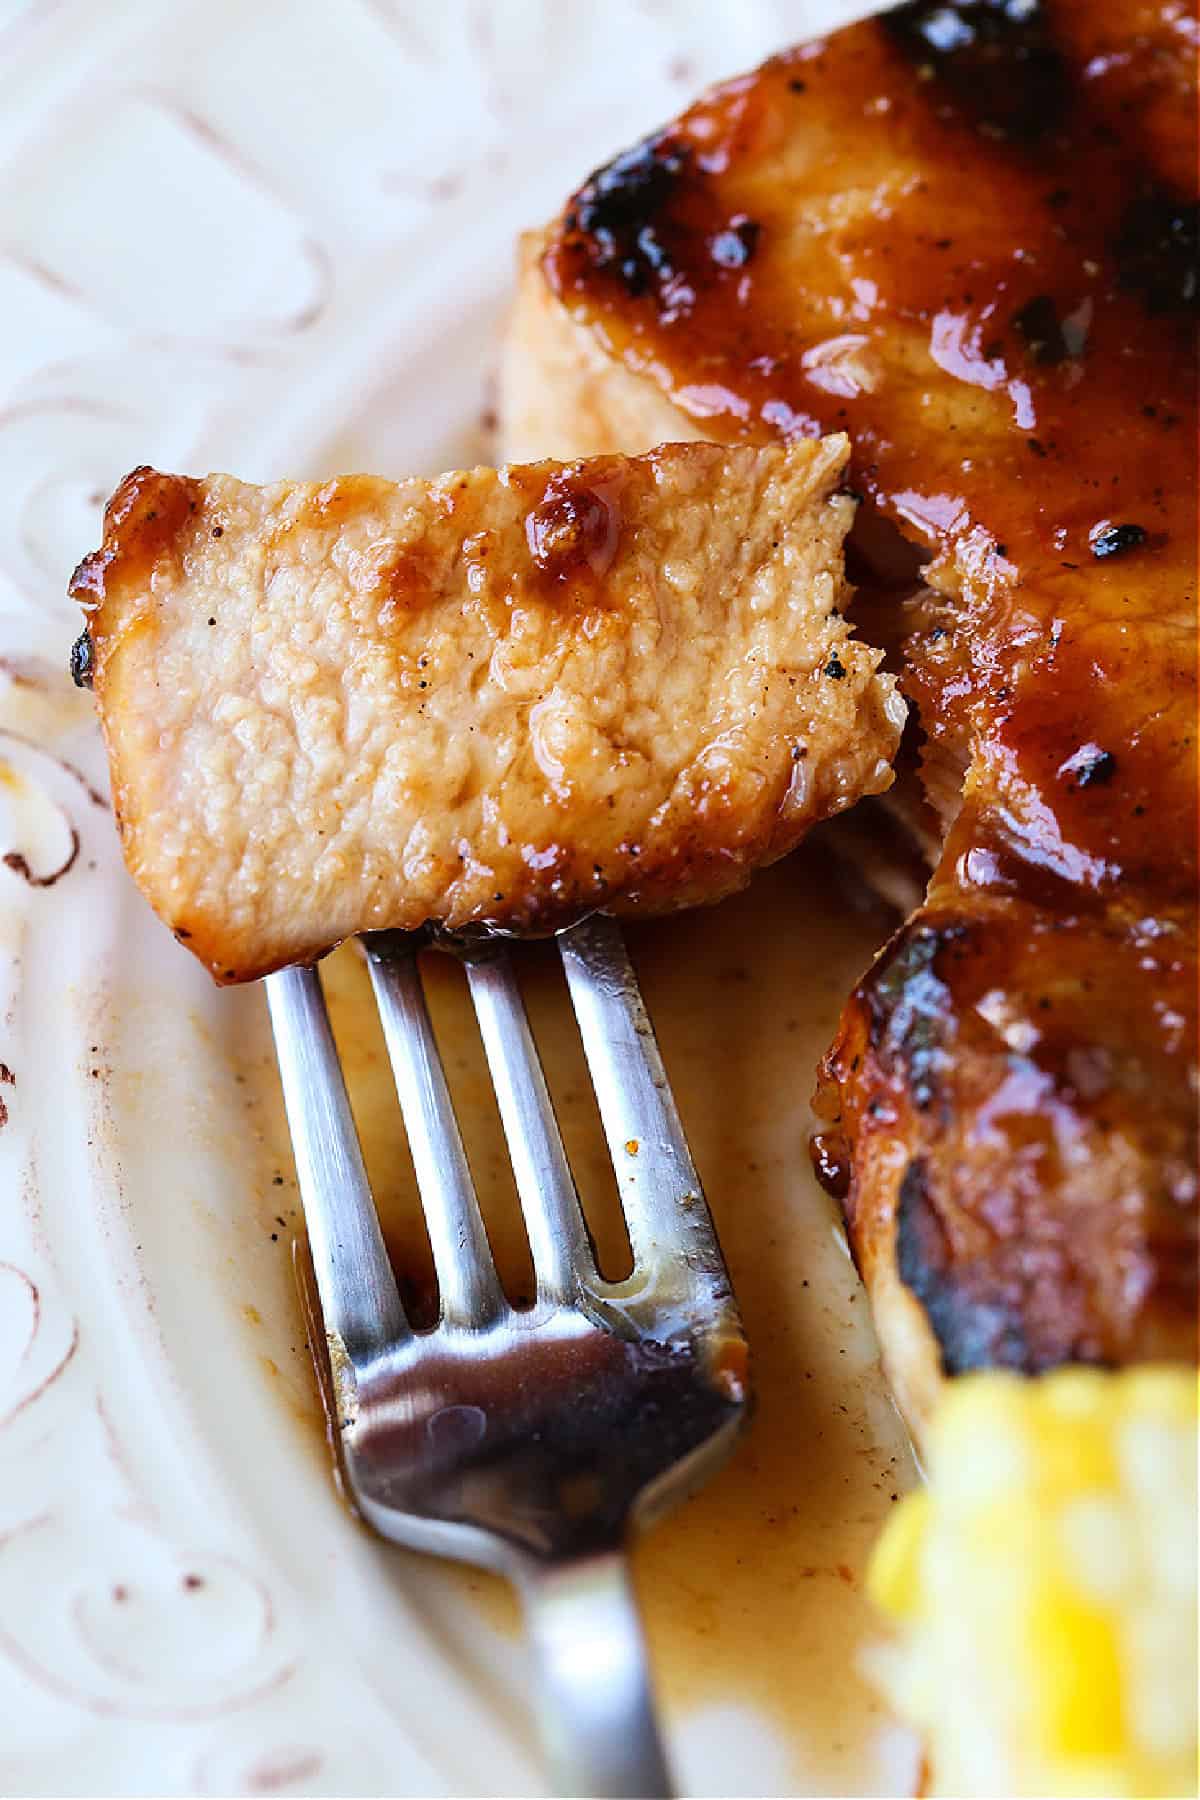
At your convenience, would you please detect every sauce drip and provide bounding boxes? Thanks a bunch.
[524,470,623,585]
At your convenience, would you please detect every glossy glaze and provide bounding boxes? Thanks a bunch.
[545,0,1198,1396]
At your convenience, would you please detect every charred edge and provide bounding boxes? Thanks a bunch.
[70,631,94,689]
[562,132,696,297]
[883,0,1068,144]
[863,920,967,1112]
[69,467,199,608]
[896,1157,1031,1374]
[1115,192,1199,316]
[69,546,112,603]
[1011,294,1072,365]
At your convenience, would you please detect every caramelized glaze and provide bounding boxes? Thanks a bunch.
[544,0,1198,1400]
[518,463,625,591]
[69,466,200,607]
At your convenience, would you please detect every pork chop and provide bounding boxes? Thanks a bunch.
[511,0,1199,1432]
[70,441,903,982]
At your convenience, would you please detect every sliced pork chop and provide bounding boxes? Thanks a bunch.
[70,440,903,983]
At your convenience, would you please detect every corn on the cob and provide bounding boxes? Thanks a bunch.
[868,1366,1199,1798]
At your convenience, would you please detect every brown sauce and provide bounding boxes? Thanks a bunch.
[236,845,917,1789]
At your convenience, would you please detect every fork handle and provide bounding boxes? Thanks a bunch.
[519,1549,674,1799]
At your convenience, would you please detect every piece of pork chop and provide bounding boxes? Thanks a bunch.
[69,440,903,983]
[508,0,1199,1434]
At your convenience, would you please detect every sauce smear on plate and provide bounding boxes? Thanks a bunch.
[310,845,918,1790]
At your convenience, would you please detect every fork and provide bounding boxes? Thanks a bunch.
[264,913,750,1799]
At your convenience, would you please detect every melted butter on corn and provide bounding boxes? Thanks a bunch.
[867,1366,1198,1798]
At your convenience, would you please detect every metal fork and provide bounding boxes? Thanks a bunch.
[264,913,749,1799]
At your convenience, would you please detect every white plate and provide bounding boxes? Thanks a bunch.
[0,3,919,1793]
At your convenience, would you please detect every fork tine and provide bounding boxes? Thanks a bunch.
[265,965,409,1361]
[558,914,729,1306]
[363,934,506,1328]
[466,947,597,1303]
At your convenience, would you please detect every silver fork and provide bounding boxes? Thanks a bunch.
[264,913,749,1799]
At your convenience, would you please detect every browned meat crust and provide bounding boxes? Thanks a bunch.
[533,0,1199,1431]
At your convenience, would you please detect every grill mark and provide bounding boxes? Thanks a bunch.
[896,1156,1032,1374]
[885,5,1198,323]
[864,920,967,1116]
[561,133,698,300]
[1115,190,1200,316]
[882,0,1069,144]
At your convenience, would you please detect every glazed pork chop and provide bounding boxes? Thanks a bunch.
[70,441,903,983]
[509,0,1199,1431]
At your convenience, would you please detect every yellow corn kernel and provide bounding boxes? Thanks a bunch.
[1117,1364,1198,1426]
[864,1365,1198,1798]
[1028,1585,1124,1758]
[867,1488,930,1619]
